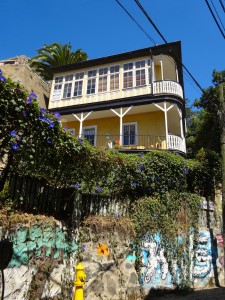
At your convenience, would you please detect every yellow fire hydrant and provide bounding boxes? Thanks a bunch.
[74,262,86,300]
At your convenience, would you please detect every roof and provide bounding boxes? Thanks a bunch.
[51,41,182,73]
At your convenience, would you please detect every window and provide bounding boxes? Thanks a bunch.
[147,59,152,84]
[83,126,97,146]
[135,60,146,86]
[123,63,133,88]
[98,68,108,93]
[87,70,97,94]
[74,72,84,97]
[110,65,119,91]
[63,74,73,98]
[123,123,137,145]
[52,76,63,100]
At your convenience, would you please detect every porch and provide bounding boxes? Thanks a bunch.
[80,133,186,153]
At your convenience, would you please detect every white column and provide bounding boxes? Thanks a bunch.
[111,106,133,145]
[153,103,174,149]
[164,102,168,146]
[73,111,92,137]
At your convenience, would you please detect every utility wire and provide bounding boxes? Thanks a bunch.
[210,0,225,32]
[219,0,225,13]
[134,0,204,93]
[115,0,157,44]
[205,0,225,38]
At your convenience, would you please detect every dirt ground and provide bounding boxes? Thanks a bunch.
[143,286,225,300]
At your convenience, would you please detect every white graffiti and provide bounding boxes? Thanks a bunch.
[193,231,212,278]
[142,237,169,283]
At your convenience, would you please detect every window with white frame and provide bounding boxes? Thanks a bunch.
[87,70,97,95]
[98,67,108,93]
[110,65,119,91]
[63,74,73,98]
[52,76,63,100]
[135,60,146,86]
[74,72,84,97]
[123,63,133,88]
[123,123,137,145]
[82,126,97,146]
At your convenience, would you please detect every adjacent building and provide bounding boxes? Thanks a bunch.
[0,55,50,108]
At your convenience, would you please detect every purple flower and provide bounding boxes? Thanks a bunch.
[12,144,19,150]
[10,130,16,136]
[75,183,82,189]
[132,182,137,188]
[137,169,142,173]
[26,97,32,104]
[47,138,52,144]
[96,187,103,192]
[81,245,86,250]
[48,123,55,128]
[29,93,37,99]
[0,69,2,75]
[40,108,46,114]
[184,169,188,174]
[78,139,83,145]
[64,126,68,130]
[116,212,121,219]
[0,75,6,82]
[53,112,60,119]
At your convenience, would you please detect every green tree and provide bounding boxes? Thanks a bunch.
[186,70,225,157]
[29,42,88,81]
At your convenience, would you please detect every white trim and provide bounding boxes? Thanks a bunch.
[82,125,97,146]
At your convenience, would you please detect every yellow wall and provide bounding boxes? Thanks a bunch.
[62,111,165,148]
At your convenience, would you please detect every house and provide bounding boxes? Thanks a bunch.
[0,56,50,108]
[49,41,186,154]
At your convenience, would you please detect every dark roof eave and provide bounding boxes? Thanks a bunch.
[51,41,182,73]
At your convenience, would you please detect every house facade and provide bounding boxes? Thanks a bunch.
[49,41,186,154]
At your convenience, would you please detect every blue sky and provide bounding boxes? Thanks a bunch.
[1,0,224,105]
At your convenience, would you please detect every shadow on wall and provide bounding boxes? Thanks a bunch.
[144,286,225,299]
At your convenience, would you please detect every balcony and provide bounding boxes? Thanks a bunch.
[80,134,186,153]
[153,81,183,98]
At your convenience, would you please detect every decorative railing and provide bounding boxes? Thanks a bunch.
[167,134,186,152]
[153,81,183,98]
[80,134,186,153]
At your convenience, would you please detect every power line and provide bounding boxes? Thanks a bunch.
[134,0,204,93]
[205,0,225,39]
[219,0,225,13]
[210,0,225,32]
[115,0,157,45]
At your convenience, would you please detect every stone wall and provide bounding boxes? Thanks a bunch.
[0,192,224,299]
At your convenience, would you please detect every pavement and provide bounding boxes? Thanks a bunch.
[143,286,225,300]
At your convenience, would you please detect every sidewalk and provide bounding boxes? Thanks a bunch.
[144,286,225,300]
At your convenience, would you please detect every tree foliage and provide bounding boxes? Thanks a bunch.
[186,69,225,157]
[29,42,88,80]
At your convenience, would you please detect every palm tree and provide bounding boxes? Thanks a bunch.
[29,42,88,81]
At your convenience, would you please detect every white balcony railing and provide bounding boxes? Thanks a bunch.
[167,135,186,153]
[153,81,183,98]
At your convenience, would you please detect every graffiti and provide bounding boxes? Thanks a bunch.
[141,234,169,287]
[193,230,214,278]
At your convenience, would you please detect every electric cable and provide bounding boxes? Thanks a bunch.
[210,0,225,32]
[205,0,225,38]
[219,0,225,13]
[134,0,204,93]
[115,0,157,45]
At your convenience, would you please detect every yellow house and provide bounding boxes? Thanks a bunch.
[49,41,186,154]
